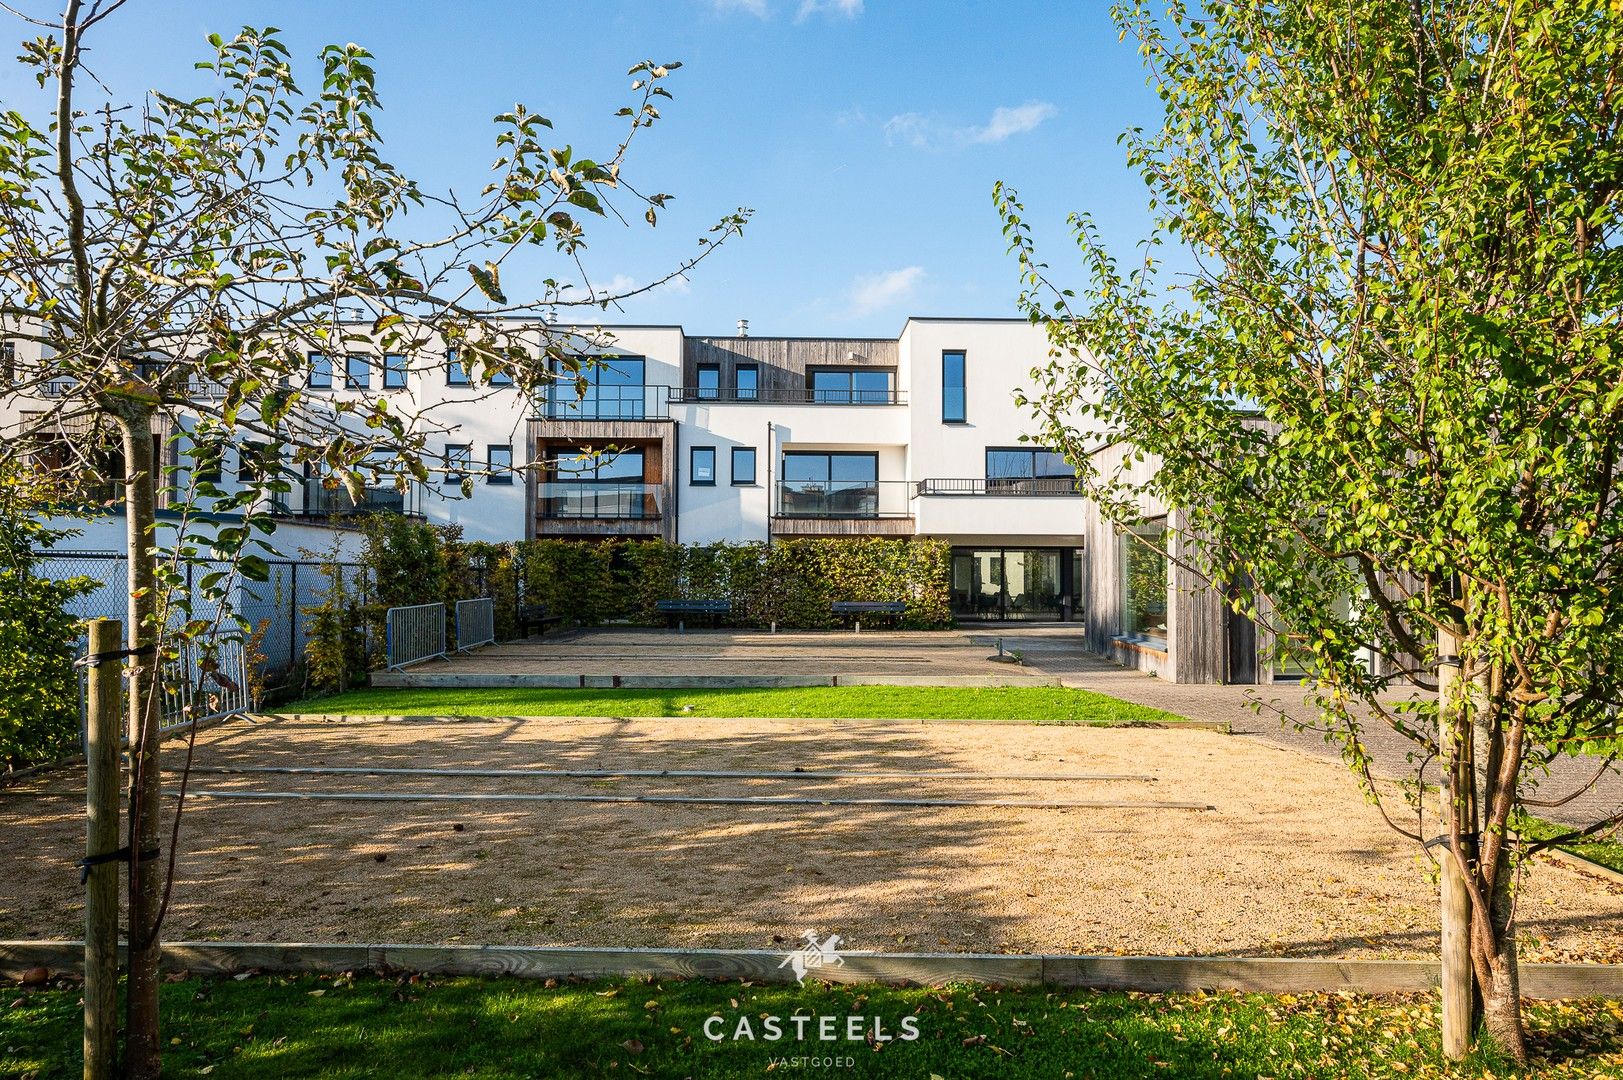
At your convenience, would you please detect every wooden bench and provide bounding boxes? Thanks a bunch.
[656,598,731,630]
[517,604,565,637]
[832,600,907,631]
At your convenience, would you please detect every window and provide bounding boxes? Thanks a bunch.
[192,444,223,484]
[487,444,513,484]
[780,451,878,516]
[447,351,472,387]
[810,367,893,404]
[696,364,721,400]
[308,352,333,389]
[1120,519,1169,647]
[544,446,649,519]
[731,446,757,485]
[690,446,716,485]
[942,350,966,422]
[345,354,371,390]
[545,355,646,419]
[735,364,758,401]
[237,442,275,483]
[1,340,14,383]
[444,443,471,485]
[383,353,408,390]
[489,364,513,387]
[985,447,1075,492]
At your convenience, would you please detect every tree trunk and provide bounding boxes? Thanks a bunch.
[1477,836,1530,1061]
[118,409,164,1080]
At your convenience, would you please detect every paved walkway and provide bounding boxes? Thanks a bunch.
[969,627,1622,831]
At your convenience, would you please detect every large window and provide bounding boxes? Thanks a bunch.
[546,355,647,419]
[735,364,758,401]
[444,443,471,486]
[543,445,649,518]
[942,350,966,422]
[690,446,716,485]
[1120,519,1169,647]
[731,446,757,485]
[810,367,893,404]
[447,350,472,387]
[985,447,1075,492]
[780,451,878,516]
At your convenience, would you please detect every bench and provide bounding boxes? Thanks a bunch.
[832,600,907,631]
[517,604,564,637]
[656,598,731,630]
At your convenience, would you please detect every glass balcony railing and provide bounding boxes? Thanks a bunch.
[537,481,662,520]
[298,478,423,518]
[775,480,913,518]
[539,384,670,420]
[669,386,905,405]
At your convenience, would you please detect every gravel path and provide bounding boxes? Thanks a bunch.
[985,628,1623,831]
[1,715,1618,960]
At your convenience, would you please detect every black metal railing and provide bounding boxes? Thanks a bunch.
[295,478,424,518]
[668,386,906,406]
[538,384,671,421]
[916,477,1083,496]
[775,479,913,518]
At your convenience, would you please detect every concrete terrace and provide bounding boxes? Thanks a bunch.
[371,627,1062,689]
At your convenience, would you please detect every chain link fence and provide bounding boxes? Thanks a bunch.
[33,550,369,702]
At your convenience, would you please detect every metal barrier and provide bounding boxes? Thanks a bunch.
[455,598,496,653]
[385,602,447,670]
[158,637,252,733]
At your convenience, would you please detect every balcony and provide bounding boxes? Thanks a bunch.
[668,386,906,406]
[771,479,914,537]
[288,478,424,521]
[538,384,671,421]
[535,481,664,538]
[916,477,1083,496]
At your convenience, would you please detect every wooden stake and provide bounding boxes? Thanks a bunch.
[83,618,122,1080]
[1438,624,1474,1059]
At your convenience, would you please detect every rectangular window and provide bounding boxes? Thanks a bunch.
[345,354,371,390]
[489,364,513,387]
[690,446,716,485]
[985,447,1075,492]
[942,350,966,422]
[447,351,471,387]
[780,451,879,516]
[487,444,513,484]
[383,353,408,390]
[237,441,275,483]
[444,443,471,485]
[545,355,646,419]
[735,364,758,401]
[545,446,648,519]
[192,444,223,484]
[1,340,14,383]
[810,367,894,404]
[731,446,757,485]
[1120,519,1169,646]
[696,364,721,400]
[308,352,333,389]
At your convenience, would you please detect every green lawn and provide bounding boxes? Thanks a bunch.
[276,685,1193,726]
[1516,813,1623,876]
[5,973,1621,1079]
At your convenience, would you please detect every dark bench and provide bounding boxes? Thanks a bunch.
[656,598,731,629]
[832,600,907,631]
[518,604,564,637]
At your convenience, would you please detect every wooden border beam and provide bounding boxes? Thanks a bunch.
[170,765,1159,783]
[160,788,1215,811]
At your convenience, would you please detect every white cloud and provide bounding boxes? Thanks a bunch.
[797,0,863,21]
[599,273,639,297]
[714,0,768,16]
[882,100,1057,150]
[847,266,924,316]
[969,100,1057,144]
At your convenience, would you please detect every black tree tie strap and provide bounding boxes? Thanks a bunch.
[76,845,161,884]
[77,644,157,669]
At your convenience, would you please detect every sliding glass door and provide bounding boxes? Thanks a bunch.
[951,547,1077,621]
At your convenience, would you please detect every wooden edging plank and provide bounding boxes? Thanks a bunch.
[261,713,1232,733]
[161,789,1215,811]
[4,942,1620,999]
[171,765,1160,784]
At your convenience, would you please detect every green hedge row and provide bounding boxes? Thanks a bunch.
[501,537,954,631]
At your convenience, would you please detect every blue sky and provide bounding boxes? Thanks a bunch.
[1,1,1170,337]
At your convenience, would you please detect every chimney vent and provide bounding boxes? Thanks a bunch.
[737,318,749,338]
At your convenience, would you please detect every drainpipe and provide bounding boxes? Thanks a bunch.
[765,420,774,549]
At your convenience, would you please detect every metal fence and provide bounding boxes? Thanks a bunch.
[35,550,369,698]
[385,602,447,670]
[455,598,496,653]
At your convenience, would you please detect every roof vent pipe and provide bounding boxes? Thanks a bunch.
[737,318,749,338]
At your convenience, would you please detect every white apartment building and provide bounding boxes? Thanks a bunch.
[3,317,1094,624]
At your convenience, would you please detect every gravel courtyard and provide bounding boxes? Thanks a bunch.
[1,714,1618,961]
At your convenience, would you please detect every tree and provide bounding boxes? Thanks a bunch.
[998,0,1622,1063]
[0,3,747,1074]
